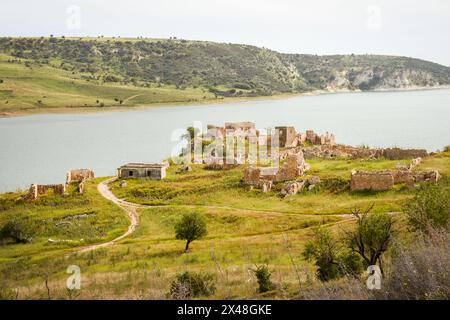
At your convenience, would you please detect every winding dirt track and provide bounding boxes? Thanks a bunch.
[77,178,368,253]
[77,178,138,253]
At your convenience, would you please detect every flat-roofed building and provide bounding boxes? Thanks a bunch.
[117,163,167,180]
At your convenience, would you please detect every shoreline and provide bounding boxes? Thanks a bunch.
[1,85,449,119]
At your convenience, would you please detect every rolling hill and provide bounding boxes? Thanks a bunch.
[0,37,449,114]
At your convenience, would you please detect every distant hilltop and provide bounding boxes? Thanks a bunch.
[1,37,449,98]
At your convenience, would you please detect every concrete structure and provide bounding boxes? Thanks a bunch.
[350,170,394,191]
[117,163,167,179]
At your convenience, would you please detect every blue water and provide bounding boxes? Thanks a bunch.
[0,89,449,192]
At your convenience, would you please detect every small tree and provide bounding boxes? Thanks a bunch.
[404,181,449,233]
[252,265,275,293]
[303,227,363,281]
[344,206,394,275]
[175,212,207,253]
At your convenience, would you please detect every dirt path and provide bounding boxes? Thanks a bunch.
[123,94,143,104]
[77,178,138,253]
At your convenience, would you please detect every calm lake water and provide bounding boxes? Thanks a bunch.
[0,89,449,192]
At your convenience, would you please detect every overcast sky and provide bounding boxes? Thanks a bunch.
[1,0,449,66]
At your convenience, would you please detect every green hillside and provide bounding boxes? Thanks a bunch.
[0,37,449,114]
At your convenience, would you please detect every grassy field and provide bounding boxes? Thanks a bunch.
[0,179,129,262]
[0,154,448,299]
[109,157,418,214]
[0,53,216,115]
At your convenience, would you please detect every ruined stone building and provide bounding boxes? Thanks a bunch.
[206,122,257,138]
[25,184,66,200]
[304,130,336,146]
[351,159,441,191]
[224,122,256,132]
[117,163,167,180]
[275,126,297,148]
[66,169,95,184]
[350,170,394,191]
[383,148,428,160]
[244,151,310,192]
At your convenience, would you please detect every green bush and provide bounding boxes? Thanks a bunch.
[0,218,34,244]
[303,227,364,281]
[170,271,216,299]
[252,265,275,293]
[404,181,450,233]
[321,177,349,194]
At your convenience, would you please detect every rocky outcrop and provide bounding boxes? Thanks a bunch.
[280,181,306,197]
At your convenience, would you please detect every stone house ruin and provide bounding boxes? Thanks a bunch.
[117,163,167,180]
[66,169,95,194]
[66,169,95,184]
[275,126,297,147]
[350,170,394,191]
[383,148,428,160]
[303,130,336,146]
[224,122,256,132]
[351,156,441,191]
[206,122,257,140]
[244,151,310,192]
[25,184,66,200]
[272,127,336,148]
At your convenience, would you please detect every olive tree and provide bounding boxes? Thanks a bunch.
[344,206,394,275]
[175,212,207,253]
[303,227,363,281]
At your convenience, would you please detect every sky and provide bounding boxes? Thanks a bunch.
[1,0,449,66]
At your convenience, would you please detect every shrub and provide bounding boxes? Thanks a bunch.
[321,177,349,194]
[0,218,34,244]
[404,181,450,233]
[252,265,275,293]
[377,228,450,299]
[303,228,363,281]
[0,284,17,300]
[170,271,216,299]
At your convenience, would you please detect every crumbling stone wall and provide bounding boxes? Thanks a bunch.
[224,122,256,131]
[350,170,394,191]
[301,144,427,160]
[275,126,297,147]
[303,130,336,146]
[244,150,309,192]
[66,169,95,184]
[275,153,309,181]
[383,148,428,160]
[25,184,66,200]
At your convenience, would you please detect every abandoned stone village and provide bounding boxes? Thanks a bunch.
[24,121,442,200]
